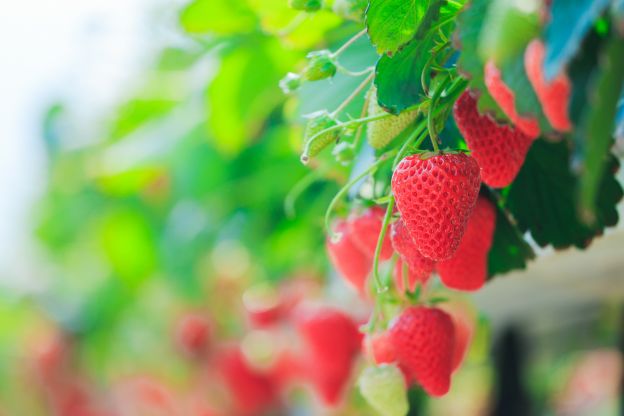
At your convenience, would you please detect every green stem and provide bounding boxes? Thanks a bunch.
[284,170,321,218]
[372,197,394,293]
[336,65,374,77]
[393,121,427,168]
[333,28,367,57]
[325,152,395,239]
[277,12,308,37]
[332,72,374,117]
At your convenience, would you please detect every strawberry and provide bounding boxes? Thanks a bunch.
[294,306,361,406]
[391,153,481,261]
[388,306,456,396]
[367,88,418,149]
[484,60,541,139]
[348,206,393,260]
[394,259,430,293]
[363,331,396,365]
[303,50,337,81]
[454,90,535,188]
[303,110,340,158]
[217,347,278,415]
[175,313,210,357]
[358,364,409,416]
[437,196,496,291]
[326,220,372,293]
[390,218,435,286]
[525,39,572,132]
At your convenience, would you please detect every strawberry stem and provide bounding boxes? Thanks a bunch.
[332,28,367,57]
[332,72,374,117]
[372,196,394,293]
[284,169,322,218]
[325,152,396,240]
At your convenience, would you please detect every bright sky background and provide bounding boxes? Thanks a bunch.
[0,0,161,290]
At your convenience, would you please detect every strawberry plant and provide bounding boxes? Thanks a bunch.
[13,0,623,414]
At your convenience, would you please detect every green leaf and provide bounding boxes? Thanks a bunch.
[208,38,297,156]
[506,139,622,249]
[454,0,507,119]
[374,33,438,114]
[578,36,624,222]
[366,0,431,55]
[487,201,535,277]
[98,208,157,288]
[544,0,610,80]
[180,0,257,35]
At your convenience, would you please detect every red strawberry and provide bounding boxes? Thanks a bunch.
[454,90,535,188]
[175,313,211,357]
[363,331,396,365]
[326,220,372,293]
[348,206,393,260]
[294,306,362,406]
[391,153,481,261]
[217,347,279,415]
[390,218,435,286]
[437,196,496,292]
[388,306,456,396]
[484,60,541,139]
[525,39,572,132]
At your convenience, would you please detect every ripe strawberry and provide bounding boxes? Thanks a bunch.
[454,90,535,188]
[348,206,393,260]
[394,259,430,293]
[388,306,456,396]
[525,39,572,132]
[326,220,372,294]
[391,153,481,261]
[367,88,418,149]
[390,218,435,286]
[437,196,496,292]
[363,331,396,365]
[303,110,340,158]
[484,60,541,139]
[175,313,210,357]
[217,347,278,415]
[358,364,409,416]
[294,306,361,406]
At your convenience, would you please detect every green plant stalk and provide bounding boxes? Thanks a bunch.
[332,72,374,117]
[372,196,394,293]
[284,170,322,218]
[332,28,367,57]
[324,151,396,239]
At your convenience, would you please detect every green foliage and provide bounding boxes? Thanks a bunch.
[506,139,622,249]
[180,0,257,34]
[366,0,433,54]
[578,37,624,222]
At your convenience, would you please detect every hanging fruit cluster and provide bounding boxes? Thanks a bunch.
[281,0,624,410]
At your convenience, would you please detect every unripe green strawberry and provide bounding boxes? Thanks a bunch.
[332,142,355,165]
[358,364,408,416]
[332,0,367,21]
[303,110,340,158]
[367,88,418,149]
[279,72,301,94]
[303,50,337,81]
[289,0,322,12]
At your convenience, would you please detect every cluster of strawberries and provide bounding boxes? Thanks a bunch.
[323,39,572,406]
